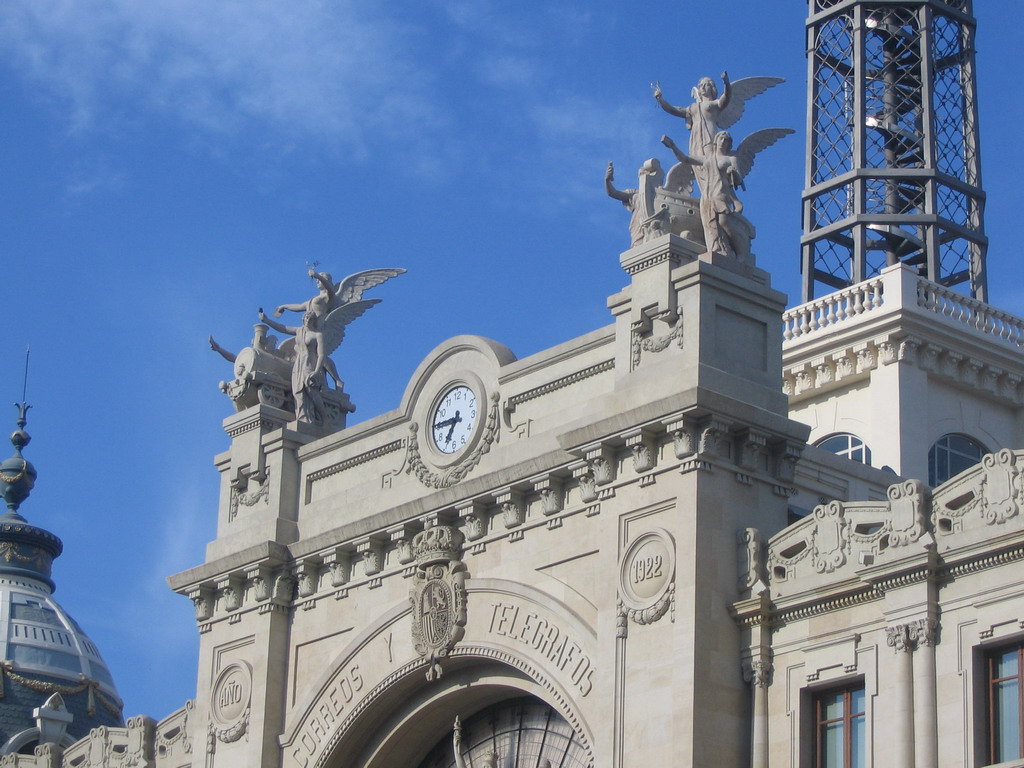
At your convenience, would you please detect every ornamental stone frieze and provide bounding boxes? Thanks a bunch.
[932,448,1024,546]
[785,330,1024,406]
[764,480,934,601]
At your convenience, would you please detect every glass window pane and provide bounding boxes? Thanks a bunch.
[994,649,1019,679]
[823,721,845,768]
[850,687,865,715]
[850,713,865,768]
[821,691,845,720]
[994,679,1021,762]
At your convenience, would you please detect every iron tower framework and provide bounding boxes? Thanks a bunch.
[801,0,987,302]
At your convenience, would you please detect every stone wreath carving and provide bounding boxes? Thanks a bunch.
[209,708,249,745]
[406,392,500,489]
[209,662,252,745]
[409,526,467,680]
[618,529,676,631]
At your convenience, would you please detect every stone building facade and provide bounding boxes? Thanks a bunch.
[9,0,1024,764]
[28,228,1022,768]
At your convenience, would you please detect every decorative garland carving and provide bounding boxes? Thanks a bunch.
[631,315,684,369]
[406,392,500,489]
[0,542,50,567]
[0,460,27,484]
[0,662,121,718]
[624,582,675,625]
[228,477,270,521]
[209,707,249,744]
[619,529,676,628]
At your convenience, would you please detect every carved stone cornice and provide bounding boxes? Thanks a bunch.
[785,330,1024,406]
[504,360,615,416]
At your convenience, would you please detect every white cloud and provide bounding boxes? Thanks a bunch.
[0,0,441,151]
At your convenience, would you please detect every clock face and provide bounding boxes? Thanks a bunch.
[431,385,478,454]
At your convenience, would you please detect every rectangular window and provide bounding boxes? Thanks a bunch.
[988,643,1024,764]
[813,685,865,768]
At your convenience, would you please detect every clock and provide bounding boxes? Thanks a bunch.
[430,385,478,454]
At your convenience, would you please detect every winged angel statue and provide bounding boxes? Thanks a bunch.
[211,267,404,428]
[607,71,791,262]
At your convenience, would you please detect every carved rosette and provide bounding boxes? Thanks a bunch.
[409,526,468,680]
[618,529,676,629]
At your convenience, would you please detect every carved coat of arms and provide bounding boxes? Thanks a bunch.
[409,526,467,680]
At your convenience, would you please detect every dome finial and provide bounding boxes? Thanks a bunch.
[3,349,37,515]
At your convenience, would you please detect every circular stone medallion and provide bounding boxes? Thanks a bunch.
[619,530,675,610]
[212,661,253,729]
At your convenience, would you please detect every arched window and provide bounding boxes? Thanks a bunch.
[815,433,872,465]
[928,433,987,486]
[417,697,591,768]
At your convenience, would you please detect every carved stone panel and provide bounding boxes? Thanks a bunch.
[210,661,251,743]
[409,526,467,680]
[980,450,1022,525]
[810,501,848,573]
[619,529,676,626]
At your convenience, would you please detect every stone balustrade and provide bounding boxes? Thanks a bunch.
[783,264,1024,349]
[917,280,1024,346]
[783,277,884,340]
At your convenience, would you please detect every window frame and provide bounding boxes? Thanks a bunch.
[811,682,866,768]
[928,433,987,487]
[986,641,1024,765]
[814,433,872,465]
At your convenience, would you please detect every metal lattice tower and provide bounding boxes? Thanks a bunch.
[801,0,987,302]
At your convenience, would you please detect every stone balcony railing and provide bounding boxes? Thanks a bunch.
[782,263,1024,350]
[783,276,885,341]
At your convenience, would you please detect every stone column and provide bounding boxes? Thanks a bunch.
[911,620,938,768]
[886,624,916,768]
[744,660,771,768]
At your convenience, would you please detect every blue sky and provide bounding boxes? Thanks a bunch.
[0,1,1021,722]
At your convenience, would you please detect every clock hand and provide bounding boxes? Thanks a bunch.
[433,416,457,431]
[445,411,462,443]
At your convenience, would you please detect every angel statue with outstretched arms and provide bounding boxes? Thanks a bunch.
[653,72,783,159]
[661,127,792,258]
[259,299,379,425]
[274,267,406,321]
[260,266,405,424]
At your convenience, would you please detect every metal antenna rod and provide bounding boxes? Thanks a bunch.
[15,346,31,430]
[21,346,30,403]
